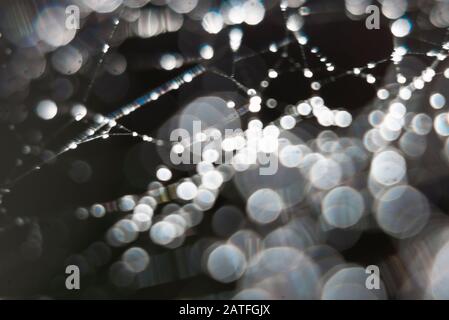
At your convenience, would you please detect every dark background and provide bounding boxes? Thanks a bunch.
[0,0,447,299]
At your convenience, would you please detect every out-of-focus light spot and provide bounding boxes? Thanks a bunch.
[160,53,182,71]
[156,167,172,182]
[367,74,376,84]
[227,100,236,108]
[304,68,313,78]
[75,207,89,220]
[122,247,149,273]
[411,113,432,135]
[202,148,220,163]
[229,28,243,52]
[202,11,224,34]
[168,0,198,14]
[172,143,185,154]
[389,102,406,119]
[434,113,449,136]
[193,188,216,210]
[297,102,312,116]
[135,8,183,38]
[371,150,406,186]
[280,115,296,130]
[71,104,87,121]
[399,88,412,100]
[382,0,407,19]
[207,244,246,283]
[228,5,246,24]
[335,111,352,128]
[399,132,427,158]
[431,242,449,299]
[323,186,364,228]
[243,0,266,25]
[150,221,177,245]
[51,45,83,75]
[375,185,429,238]
[247,188,283,224]
[391,18,412,38]
[286,13,303,31]
[118,195,136,212]
[202,170,224,190]
[279,145,303,168]
[268,69,278,79]
[36,100,58,120]
[177,181,198,200]
[322,266,386,299]
[84,0,123,13]
[200,44,214,60]
[310,158,342,190]
[35,7,76,47]
[90,204,106,218]
[104,53,127,75]
[430,93,446,109]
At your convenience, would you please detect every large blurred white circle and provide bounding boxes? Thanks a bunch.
[207,244,246,283]
[322,186,364,228]
[246,188,283,224]
[375,185,430,239]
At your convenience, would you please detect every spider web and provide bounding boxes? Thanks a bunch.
[0,0,449,299]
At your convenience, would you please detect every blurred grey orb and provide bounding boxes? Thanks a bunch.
[124,0,151,8]
[243,247,321,299]
[207,244,246,283]
[193,188,216,211]
[90,204,106,218]
[430,242,449,299]
[84,0,123,13]
[310,158,342,190]
[229,229,262,260]
[168,0,199,14]
[411,113,432,135]
[322,186,364,228]
[75,207,89,220]
[430,93,446,109]
[122,247,150,273]
[322,266,386,300]
[434,113,449,137]
[399,132,427,158]
[375,185,430,239]
[180,203,204,227]
[68,160,92,183]
[118,195,136,212]
[107,219,139,246]
[51,45,83,75]
[150,221,177,245]
[104,53,127,75]
[246,188,283,224]
[35,6,76,47]
[35,100,58,120]
[370,149,406,186]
